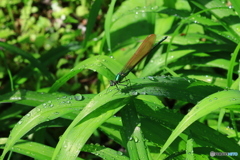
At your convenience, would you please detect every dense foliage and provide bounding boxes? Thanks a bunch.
[0,0,240,159]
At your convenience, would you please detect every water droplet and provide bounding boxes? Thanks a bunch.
[148,76,155,81]
[189,94,194,100]
[18,121,22,125]
[74,93,83,101]
[133,137,139,143]
[151,6,159,10]
[131,91,138,96]
[117,151,123,155]
[193,20,198,23]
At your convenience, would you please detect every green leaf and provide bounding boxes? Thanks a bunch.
[0,93,90,159]
[121,99,150,160]
[159,90,240,156]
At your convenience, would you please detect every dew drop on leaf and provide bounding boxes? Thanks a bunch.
[66,101,71,104]
[141,92,147,95]
[148,76,155,81]
[131,91,138,96]
[189,94,194,100]
[133,137,139,143]
[74,93,83,101]
[129,136,133,141]
[117,151,123,155]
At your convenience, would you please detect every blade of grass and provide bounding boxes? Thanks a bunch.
[104,0,117,53]
[228,43,240,88]
[0,93,90,159]
[230,0,240,16]
[52,90,130,160]
[0,42,53,82]
[0,51,13,91]
[82,0,102,48]
[121,99,150,160]
[158,90,240,157]
[48,55,136,93]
